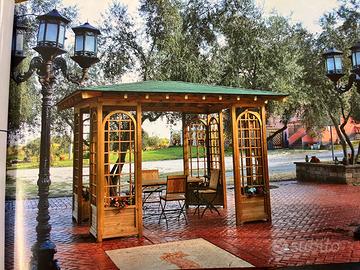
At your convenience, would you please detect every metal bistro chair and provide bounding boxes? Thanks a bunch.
[159,175,188,227]
[195,169,221,217]
[142,169,164,210]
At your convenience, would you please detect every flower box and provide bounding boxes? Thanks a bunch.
[103,205,138,239]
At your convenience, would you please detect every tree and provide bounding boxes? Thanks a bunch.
[99,0,219,126]
[307,0,360,164]
[24,138,40,161]
[211,1,318,141]
[9,0,79,140]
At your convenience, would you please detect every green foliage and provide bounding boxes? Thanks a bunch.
[9,0,79,139]
[142,130,170,150]
[23,138,40,160]
[98,1,137,82]
[170,130,181,146]
[306,0,360,163]
[19,136,71,163]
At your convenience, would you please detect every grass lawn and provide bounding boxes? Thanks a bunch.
[7,143,352,171]
[8,146,211,170]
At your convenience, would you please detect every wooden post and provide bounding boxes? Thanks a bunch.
[136,104,143,236]
[231,106,242,225]
[72,109,79,221]
[261,106,272,221]
[96,103,104,242]
[219,110,227,209]
[72,108,84,223]
[182,113,189,176]
[206,114,211,176]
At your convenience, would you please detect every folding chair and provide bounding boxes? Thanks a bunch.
[195,169,221,217]
[159,175,188,227]
[142,170,163,206]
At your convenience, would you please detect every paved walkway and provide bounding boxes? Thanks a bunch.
[5,181,360,269]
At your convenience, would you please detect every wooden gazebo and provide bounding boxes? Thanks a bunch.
[57,80,286,242]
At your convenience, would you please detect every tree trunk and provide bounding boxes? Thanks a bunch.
[266,124,288,143]
[340,122,355,164]
[109,123,130,196]
[329,113,348,164]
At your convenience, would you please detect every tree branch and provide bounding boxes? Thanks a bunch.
[142,112,163,123]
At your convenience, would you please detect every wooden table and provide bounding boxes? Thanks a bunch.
[142,178,167,207]
[142,179,167,187]
[187,176,205,184]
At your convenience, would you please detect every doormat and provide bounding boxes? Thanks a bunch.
[106,238,253,269]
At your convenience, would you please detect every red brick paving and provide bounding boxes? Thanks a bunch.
[5,181,360,269]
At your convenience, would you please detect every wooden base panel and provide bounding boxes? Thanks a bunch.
[239,195,269,223]
[102,206,139,239]
[72,194,79,221]
[90,205,97,238]
[73,194,91,223]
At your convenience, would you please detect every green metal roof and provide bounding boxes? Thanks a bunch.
[82,80,284,97]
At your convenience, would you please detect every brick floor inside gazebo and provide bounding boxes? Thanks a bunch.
[5,181,360,269]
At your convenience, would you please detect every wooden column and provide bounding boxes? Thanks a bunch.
[219,110,227,209]
[136,104,143,236]
[72,108,84,223]
[182,113,189,176]
[206,114,211,176]
[261,106,272,221]
[231,106,242,225]
[96,103,104,242]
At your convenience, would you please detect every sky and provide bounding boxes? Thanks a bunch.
[60,0,340,138]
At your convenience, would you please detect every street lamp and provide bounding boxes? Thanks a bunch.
[323,42,360,93]
[11,9,100,270]
[11,18,27,68]
[325,42,360,240]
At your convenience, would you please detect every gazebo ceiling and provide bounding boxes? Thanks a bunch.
[57,80,287,113]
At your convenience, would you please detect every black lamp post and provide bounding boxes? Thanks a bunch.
[324,43,360,241]
[323,42,360,93]
[11,9,100,270]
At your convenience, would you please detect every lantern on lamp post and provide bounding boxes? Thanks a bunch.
[71,22,101,70]
[11,9,100,270]
[34,9,69,59]
[350,41,360,71]
[11,19,27,68]
[323,48,344,82]
[323,43,360,93]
